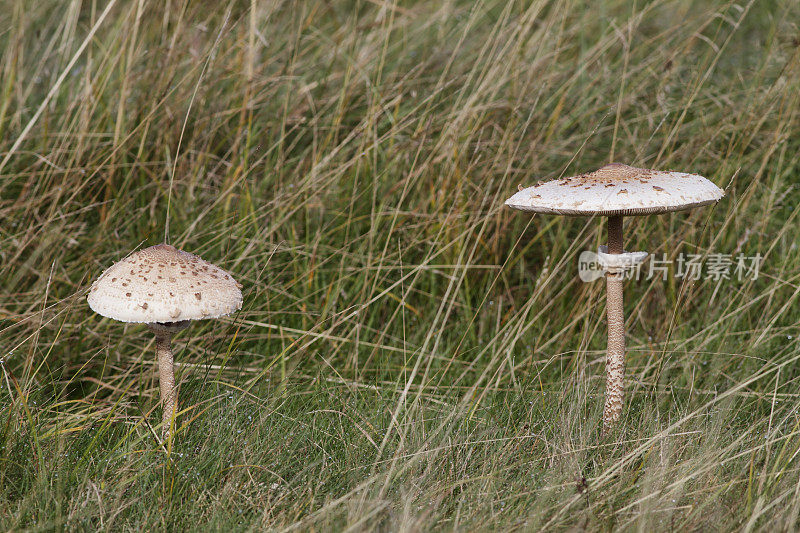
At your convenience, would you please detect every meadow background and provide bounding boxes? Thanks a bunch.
[1,0,800,530]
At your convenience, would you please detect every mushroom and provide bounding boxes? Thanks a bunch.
[505,163,724,434]
[87,244,243,439]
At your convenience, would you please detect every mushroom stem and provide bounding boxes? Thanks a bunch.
[154,330,176,438]
[148,321,189,440]
[602,215,626,435]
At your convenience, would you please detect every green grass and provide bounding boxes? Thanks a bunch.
[2,0,800,530]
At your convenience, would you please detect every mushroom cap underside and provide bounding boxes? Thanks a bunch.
[505,163,725,216]
[87,244,243,323]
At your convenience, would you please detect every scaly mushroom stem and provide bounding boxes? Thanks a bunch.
[148,321,189,440]
[154,331,176,438]
[602,215,625,435]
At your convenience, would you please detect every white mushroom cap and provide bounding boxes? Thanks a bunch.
[505,163,724,216]
[87,244,243,324]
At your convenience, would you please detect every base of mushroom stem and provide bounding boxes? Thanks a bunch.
[147,320,191,335]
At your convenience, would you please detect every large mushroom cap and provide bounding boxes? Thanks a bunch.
[505,163,724,216]
[87,244,243,324]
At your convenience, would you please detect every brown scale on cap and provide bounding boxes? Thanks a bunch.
[561,163,653,187]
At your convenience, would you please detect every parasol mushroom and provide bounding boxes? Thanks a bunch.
[87,244,242,439]
[505,163,724,434]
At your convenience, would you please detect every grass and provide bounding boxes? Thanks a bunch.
[1,0,800,530]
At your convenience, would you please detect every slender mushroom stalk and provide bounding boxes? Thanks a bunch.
[149,320,190,438]
[504,163,724,434]
[87,244,243,444]
[602,215,625,434]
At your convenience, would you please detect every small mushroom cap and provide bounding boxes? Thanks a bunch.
[87,244,243,324]
[505,163,724,216]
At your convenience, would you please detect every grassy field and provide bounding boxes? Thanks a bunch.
[2,0,800,530]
